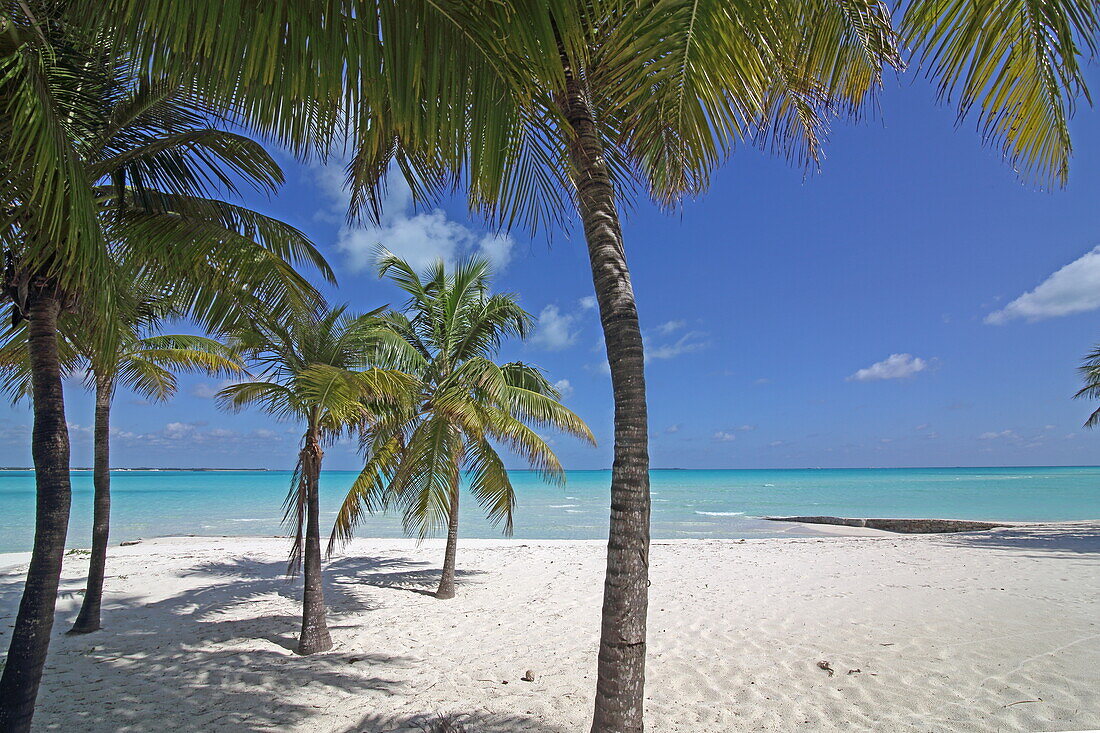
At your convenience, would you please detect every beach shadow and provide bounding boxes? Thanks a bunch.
[0,550,491,731]
[341,711,571,733]
[331,558,485,598]
[938,522,1100,558]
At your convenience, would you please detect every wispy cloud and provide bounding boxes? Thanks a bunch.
[315,164,513,273]
[978,429,1018,441]
[847,353,931,382]
[111,421,286,450]
[986,246,1100,324]
[553,378,574,398]
[655,319,686,336]
[646,330,709,360]
[532,305,580,350]
[712,431,738,442]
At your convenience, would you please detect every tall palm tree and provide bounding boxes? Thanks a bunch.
[330,252,594,599]
[217,305,413,654]
[0,286,244,634]
[28,1,1100,729]
[0,7,331,727]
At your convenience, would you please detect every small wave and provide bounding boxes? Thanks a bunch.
[565,509,585,514]
[565,496,578,500]
[695,511,745,516]
[228,518,272,523]
[763,483,775,487]
[549,504,579,509]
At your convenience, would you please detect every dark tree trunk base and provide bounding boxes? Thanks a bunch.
[0,293,73,733]
[436,480,460,600]
[296,429,332,656]
[66,621,102,635]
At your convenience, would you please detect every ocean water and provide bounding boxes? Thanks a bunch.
[1,467,1098,554]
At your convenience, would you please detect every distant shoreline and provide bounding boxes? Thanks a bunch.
[0,467,272,472]
[2,465,1099,472]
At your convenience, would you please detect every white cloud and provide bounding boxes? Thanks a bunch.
[316,164,513,274]
[665,424,682,434]
[978,429,1018,441]
[111,421,285,450]
[646,330,709,360]
[712,431,737,442]
[532,305,579,350]
[986,246,1100,324]
[191,383,220,399]
[656,320,686,336]
[847,353,930,382]
[553,378,574,398]
[578,296,597,310]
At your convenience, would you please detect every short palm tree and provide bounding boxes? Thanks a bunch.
[217,305,413,654]
[0,8,330,726]
[0,283,244,635]
[1074,346,1100,427]
[331,253,594,599]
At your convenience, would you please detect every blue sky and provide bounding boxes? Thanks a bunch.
[3,77,1100,470]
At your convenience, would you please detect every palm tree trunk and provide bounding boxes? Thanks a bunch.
[297,425,332,655]
[560,76,651,733]
[0,293,73,732]
[69,373,113,634]
[435,478,461,600]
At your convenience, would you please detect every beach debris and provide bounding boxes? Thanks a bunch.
[847,669,861,675]
[1004,698,1042,707]
[817,661,835,676]
[521,670,535,682]
[119,539,141,546]
[417,713,467,733]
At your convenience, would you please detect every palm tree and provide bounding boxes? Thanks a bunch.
[217,305,413,654]
[1074,346,1100,427]
[0,8,331,727]
[330,253,594,599]
[27,1,1100,729]
[0,285,244,634]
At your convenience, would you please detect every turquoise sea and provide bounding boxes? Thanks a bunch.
[1,467,1098,554]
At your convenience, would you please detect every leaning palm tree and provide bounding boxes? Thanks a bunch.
[30,1,1100,729]
[0,282,244,634]
[1074,345,1100,427]
[330,253,593,599]
[217,305,413,654]
[0,9,330,726]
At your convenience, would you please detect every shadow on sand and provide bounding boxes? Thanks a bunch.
[341,711,572,733]
[937,522,1100,558]
[0,551,486,732]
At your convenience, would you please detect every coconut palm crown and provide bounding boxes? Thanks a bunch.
[330,251,594,599]
[217,304,414,654]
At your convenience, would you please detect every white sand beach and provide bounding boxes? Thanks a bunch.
[1,523,1098,732]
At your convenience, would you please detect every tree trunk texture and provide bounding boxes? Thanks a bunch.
[0,294,73,732]
[297,428,332,655]
[560,76,651,733]
[435,479,461,600]
[69,374,113,634]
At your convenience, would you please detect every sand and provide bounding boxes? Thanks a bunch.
[1,523,1098,732]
